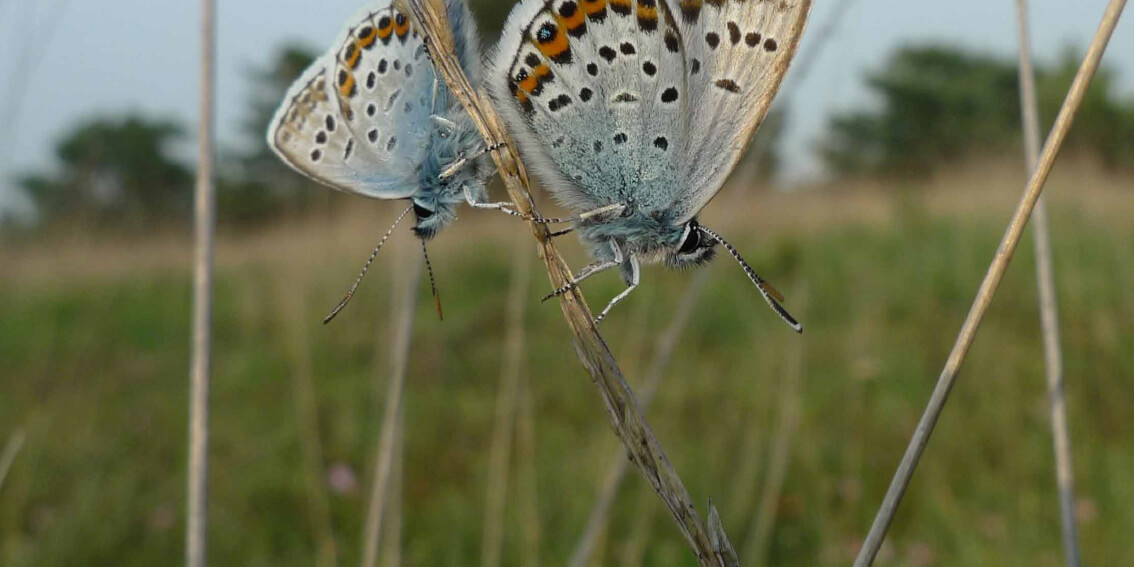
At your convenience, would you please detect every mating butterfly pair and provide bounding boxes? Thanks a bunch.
[267,0,811,331]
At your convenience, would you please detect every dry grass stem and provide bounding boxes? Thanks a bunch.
[482,228,534,567]
[569,273,708,567]
[397,0,739,562]
[1014,2,1081,565]
[0,429,27,495]
[742,302,806,563]
[361,242,422,567]
[854,1,1127,564]
[187,0,216,564]
[516,365,542,567]
[621,483,658,567]
[380,429,404,567]
[279,284,338,567]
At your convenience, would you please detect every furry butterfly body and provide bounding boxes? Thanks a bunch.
[489,0,812,330]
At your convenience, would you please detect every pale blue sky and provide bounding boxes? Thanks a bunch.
[1,0,1132,211]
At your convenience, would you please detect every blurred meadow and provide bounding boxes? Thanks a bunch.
[2,0,1134,566]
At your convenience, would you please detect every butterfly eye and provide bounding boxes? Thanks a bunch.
[413,203,435,219]
[678,225,702,255]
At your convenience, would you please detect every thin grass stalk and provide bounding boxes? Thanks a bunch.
[397,1,738,562]
[1014,3,1082,565]
[380,428,404,567]
[621,482,657,567]
[854,2,1127,564]
[568,272,708,567]
[279,284,338,567]
[741,300,806,563]
[186,0,215,564]
[482,227,534,567]
[0,429,26,494]
[360,242,422,567]
[516,363,541,567]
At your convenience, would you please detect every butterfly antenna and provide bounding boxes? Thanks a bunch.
[698,225,803,334]
[421,239,443,321]
[323,204,414,325]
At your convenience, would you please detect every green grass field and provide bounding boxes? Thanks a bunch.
[2,161,1132,566]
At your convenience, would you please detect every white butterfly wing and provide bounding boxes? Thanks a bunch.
[671,0,811,221]
[268,0,480,200]
[488,0,689,214]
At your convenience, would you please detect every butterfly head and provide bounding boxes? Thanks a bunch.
[667,218,717,269]
[410,198,451,240]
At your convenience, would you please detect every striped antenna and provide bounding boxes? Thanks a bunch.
[697,225,803,334]
[324,204,414,324]
[421,238,443,321]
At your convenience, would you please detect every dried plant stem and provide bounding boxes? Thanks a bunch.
[1014,2,1081,565]
[854,1,1127,564]
[361,242,422,567]
[621,483,658,567]
[380,429,404,567]
[482,228,534,567]
[0,429,26,494]
[279,284,338,567]
[398,1,738,563]
[742,310,805,564]
[186,0,215,565]
[569,272,708,567]
[516,365,542,567]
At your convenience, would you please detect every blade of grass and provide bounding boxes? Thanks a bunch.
[361,240,422,567]
[1014,2,1081,565]
[380,428,404,567]
[742,291,806,563]
[516,359,542,567]
[854,1,1127,564]
[621,482,657,567]
[0,429,26,495]
[482,227,534,567]
[187,0,215,564]
[396,1,753,562]
[279,282,338,567]
[568,272,708,567]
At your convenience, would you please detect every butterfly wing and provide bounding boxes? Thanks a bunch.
[669,0,811,222]
[489,0,689,213]
[268,0,481,200]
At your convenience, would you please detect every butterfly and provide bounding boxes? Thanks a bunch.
[267,0,517,322]
[488,0,811,331]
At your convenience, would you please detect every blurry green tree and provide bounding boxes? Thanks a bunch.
[820,44,1134,176]
[19,115,192,227]
[219,44,323,225]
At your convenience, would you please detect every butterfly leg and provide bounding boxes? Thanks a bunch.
[440,142,508,180]
[463,185,527,219]
[541,241,623,302]
[528,203,627,225]
[594,253,640,325]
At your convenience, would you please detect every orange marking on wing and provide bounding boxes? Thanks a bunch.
[345,41,362,69]
[558,7,587,31]
[338,73,356,98]
[358,27,377,48]
[610,0,632,11]
[581,0,607,16]
[535,30,570,59]
[516,64,551,94]
[377,20,394,39]
[637,4,658,20]
[394,13,410,37]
